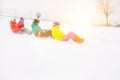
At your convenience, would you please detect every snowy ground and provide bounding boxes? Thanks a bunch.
[0,17,120,80]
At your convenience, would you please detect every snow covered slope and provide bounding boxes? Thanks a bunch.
[0,18,120,80]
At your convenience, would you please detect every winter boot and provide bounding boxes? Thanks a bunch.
[74,35,84,43]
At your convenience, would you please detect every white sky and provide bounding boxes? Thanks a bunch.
[0,0,120,25]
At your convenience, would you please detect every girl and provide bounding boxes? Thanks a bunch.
[51,21,84,43]
[10,17,23,34]
[31,19,51,37]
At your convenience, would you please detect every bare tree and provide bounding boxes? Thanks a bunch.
[98,0,113,26]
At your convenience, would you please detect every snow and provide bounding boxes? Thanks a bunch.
[0,18,120,80]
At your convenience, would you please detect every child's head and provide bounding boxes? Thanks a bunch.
[33,19,40,25]
[53,21,60,28]
[11,17,16,22]
[19,17,24,22]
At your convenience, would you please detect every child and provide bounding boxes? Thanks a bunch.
[18,17,24,29]
[31,19,51,37]
[18,17,32,35]
[10,17,23,34]
[51,21,84,43]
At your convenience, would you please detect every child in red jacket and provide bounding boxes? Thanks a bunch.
[10,18,23,34]
[10,17,32,35]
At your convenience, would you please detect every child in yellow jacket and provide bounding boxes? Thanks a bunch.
[51,21,84,43]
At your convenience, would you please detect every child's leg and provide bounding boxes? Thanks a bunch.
[20,28,32,35]
[63,31,84,43]
[24,28,32,35]
[62,32,76,41]
[36,30,51,38]
[15,31,24,34]
[45,30,52,37]
[34,32,41,37]
[74,34,84,43]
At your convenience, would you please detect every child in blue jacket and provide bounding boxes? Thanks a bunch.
[31,19,51,37]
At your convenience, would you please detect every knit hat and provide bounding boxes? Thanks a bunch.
[53,21,60,25]
[20,17,24,22]
[36,12,41,19]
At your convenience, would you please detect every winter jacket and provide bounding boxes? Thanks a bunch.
[18,22,24,29]
[31,22,43,34]
[10,20,20,33]
[51,26,66,41]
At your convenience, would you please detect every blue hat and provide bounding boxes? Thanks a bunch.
[20,17,24,22]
